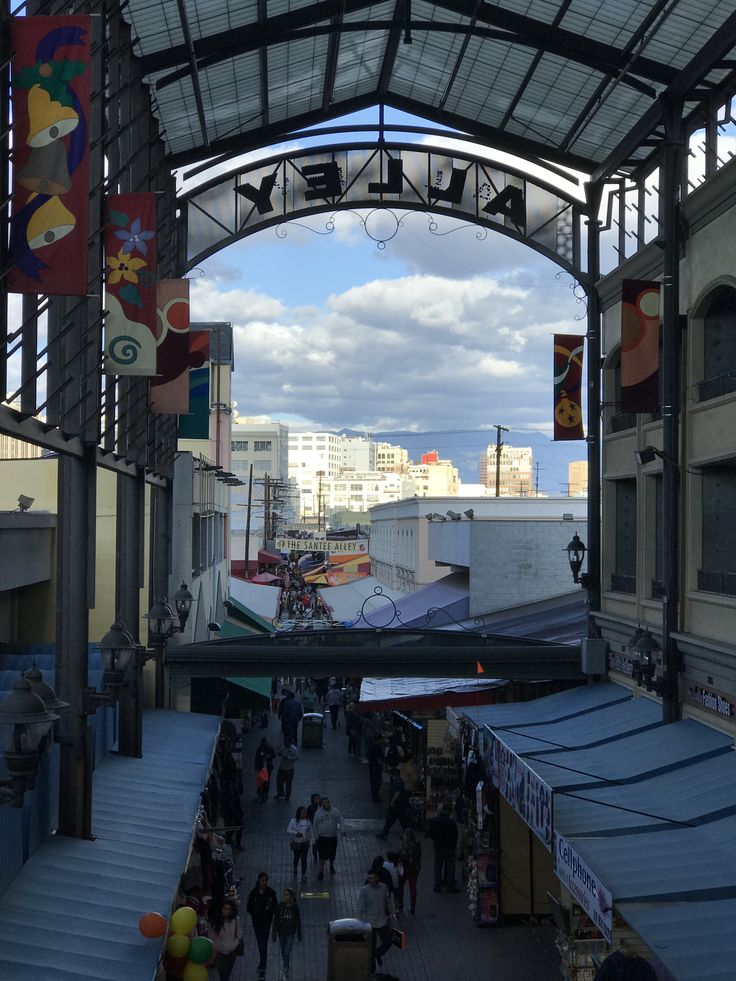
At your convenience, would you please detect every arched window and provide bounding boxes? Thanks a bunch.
[700,286,736,401]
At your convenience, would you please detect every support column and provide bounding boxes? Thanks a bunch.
[56,452,96,839]
[585,184,603,624]
[660,98,686,724]
[115,473,145,756]
[150,482,172,708]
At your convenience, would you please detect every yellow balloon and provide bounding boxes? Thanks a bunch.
[170,906,197,935]
[183,963,208,981]
[166,933,190,958]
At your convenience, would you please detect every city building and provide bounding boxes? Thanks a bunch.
[369,495,586,596]
[376,441,409,474]
[479,443,533,496]
[324,470,415,522]
[341,434,377,471]
[567,460,588,496]
[407,450,459,497]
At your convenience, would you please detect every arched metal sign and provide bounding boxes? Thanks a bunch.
[182,143,586,279]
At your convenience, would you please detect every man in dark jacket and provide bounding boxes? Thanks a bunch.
[279,690,303,744]
[246,871,278,978]
[376,768,410,839]
[427,804,459,893]
[367,731,385,803]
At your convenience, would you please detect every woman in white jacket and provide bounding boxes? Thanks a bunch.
[287,806,312,880]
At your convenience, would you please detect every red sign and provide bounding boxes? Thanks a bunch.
[9,16,91,295]
[621,280,661,413]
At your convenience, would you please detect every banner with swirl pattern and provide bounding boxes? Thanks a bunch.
[103,193,157,375]
[553,334,585,440]
[9,16,91,295]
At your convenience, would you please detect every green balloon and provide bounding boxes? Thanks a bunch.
[188,936,214,965]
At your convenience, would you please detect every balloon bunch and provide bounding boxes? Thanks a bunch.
[138,906,214,980]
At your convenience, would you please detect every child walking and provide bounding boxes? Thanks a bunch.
[272,888,302,981]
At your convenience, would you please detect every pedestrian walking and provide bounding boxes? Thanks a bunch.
[398,828,422,914]
[271,888,302,981]
[279,690,303,744]
[383,851,403,910]
[326,683,343,729]
[275,737,299,801]
[427,804,460,893]
[306,791,322,865]
[246,872,277,979]
[367,731,385,802]
[368,854,395,892]
[345,702,362,757]
[206,899,243,981]
[287,806,311,880]
[313,797,344,880]
[254,736,275,802]
[376,768,410,839]
[357,868,397,973]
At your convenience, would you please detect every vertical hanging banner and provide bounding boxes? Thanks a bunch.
[621,280,661,413]
[9,15,91,295]
[553,334,585,440]
[150,280,202,414]
[178,332,211,438]
[103,193,158,375]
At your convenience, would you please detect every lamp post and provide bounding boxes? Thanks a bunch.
[629,629,669,696]
[0,676,60,807]
[566,533,587,585]
[146,584,193,709]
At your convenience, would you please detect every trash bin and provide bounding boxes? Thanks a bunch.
[302,712,324,748]
[327,918,373,981]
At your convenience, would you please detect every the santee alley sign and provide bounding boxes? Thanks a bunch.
[275,537,368,554]
[185,144,580,273]
[554,833,613,944]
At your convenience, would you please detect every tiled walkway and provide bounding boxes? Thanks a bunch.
[224,715,558,981]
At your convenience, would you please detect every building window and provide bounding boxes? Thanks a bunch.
[611,478,637,593]
[700,287,736,402]
[606,351,637,433]
[698,461,736,596]
[231,440,249,451]
[254,440,272,451]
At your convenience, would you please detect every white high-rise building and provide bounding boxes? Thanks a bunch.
[230,418,296,550]
[288,432,344,522]
[479,444,533,496]
[407,451,459,497]
[325,471,415,518]
[341,435,376,472]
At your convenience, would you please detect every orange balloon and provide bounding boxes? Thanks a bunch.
[138,911,167,939]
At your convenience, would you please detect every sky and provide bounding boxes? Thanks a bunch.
[186,114,591,492]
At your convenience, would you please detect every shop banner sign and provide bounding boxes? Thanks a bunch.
[9,15,91,295]
[553,334,585,440]
[150,280,202,414]
[275,538,369,554]
[492,735,553,850]
[104,193,158,375]
[621,279,660,413]
[554,833,612,944]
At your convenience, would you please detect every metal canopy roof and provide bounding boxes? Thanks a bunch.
[121,0,736,176]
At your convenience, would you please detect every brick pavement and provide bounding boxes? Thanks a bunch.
[223,714,558,981]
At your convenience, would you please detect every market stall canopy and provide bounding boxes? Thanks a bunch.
[0,711,220,980]
[122,0,736,182]
[250,572,282,584]
[318,576,405,623]
[350,572,469,628]
[227,575,280,632]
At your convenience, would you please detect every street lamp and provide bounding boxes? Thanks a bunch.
[99,622,138,690]
[0,675,60,806]
[146,586,194,708]
[566,533,587,584]
[630,630,666,693]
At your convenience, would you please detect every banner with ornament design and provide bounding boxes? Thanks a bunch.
[553,334,585,440]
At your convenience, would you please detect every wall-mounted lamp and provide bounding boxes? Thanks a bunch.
[16,494,34,512]
[629,629,667,694]
[99,622,138,690]
[566,533,587,585]
[0,676,60,806]
[634,445,672,466]
[145,585,194,708]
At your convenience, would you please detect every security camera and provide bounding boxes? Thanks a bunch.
[446,510,462,520]
[17,494,34,512]
[463,509,475,519]
[425,513,434,520]
[431,513,446,521]
[208,621,221,632]
[634,446,658,466]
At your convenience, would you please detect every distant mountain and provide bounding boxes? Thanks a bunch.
[338,427,586,497]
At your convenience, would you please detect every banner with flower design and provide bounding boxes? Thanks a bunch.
[9,16,91,295]
[103,193,158,375]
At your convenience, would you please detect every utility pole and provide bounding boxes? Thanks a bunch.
[316,470,325,532]
[244,463,253,579]
[263,474,271,547]
[493,424,509,498]
[534,462,542,497]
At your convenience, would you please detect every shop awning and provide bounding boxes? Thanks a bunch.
[468,679,630,730]
[0,710,220,980]
[258,549,281,566]
[226,575,279,632]
[225,676,271,702]
[358,675,505,713]
[350,572,469,629]
[317,576,405,624]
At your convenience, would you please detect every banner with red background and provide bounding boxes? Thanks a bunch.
[150,280,208,414]
[553,334,585,440]
[9,16,91,295]
[621,280,661,413]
